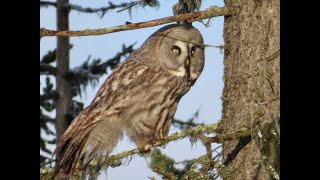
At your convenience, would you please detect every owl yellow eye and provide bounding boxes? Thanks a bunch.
[171,46,181,54]
[191,47,196,55]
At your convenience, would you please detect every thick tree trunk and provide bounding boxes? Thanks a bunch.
[56,0,71,146]
[219,0,280,179]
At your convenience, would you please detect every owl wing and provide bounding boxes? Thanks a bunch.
[52,107,120,178]
[53,58,150,178]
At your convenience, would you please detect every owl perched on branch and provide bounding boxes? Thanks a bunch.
[53,24,205,179]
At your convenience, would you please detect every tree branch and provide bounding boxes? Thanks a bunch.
[208,127,252,143]
[40,123,219,178]
[40,124,253,178]
[40,158,56,168]
[257,49,280,62]
[40,49,56,64]
[40,1,56,8]
[40,6,234,37]
[40,45,73,64]
[40,1,130,18]
[172,118,203,129]
[172,109,203,129]
[198,134,214,174]
[40,63,57,75]
[95,124,219,167]
[40,90,59,103]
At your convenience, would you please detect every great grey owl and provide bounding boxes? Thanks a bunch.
[53,24,205,179]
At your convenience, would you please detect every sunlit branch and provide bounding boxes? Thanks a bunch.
[40,123,253,178]
[40,123,219,178]
[40,6,234,37]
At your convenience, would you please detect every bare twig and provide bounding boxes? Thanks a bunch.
[212,145,222,153]
[174,145,221,165]
[199,135,214,173]
[40,1,130,18]
[40,63,57,75]
[246,49,280,78]
[116,2,139,13]
[208,127,252,143]
[212,152,221,161]
[157,32,224,49]
[40,91,59,103]
[40,6,234,37]
[40,158,56,168]
[265,77,276,95]
[40,49,56,64]
[40,1,56,8]
[254,95,280,105]
[257,49,280,62]
[199,18,212,27]
[148,176,157,180]
[172,118,202,128]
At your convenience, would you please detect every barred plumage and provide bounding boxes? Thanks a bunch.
[53,24,205,179]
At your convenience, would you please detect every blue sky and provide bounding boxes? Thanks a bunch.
[40,0,224,179]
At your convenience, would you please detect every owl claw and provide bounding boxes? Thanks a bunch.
[152,139,164,146]
[138,139,163,153]
[160,134,164,140]
[139,144,153,153]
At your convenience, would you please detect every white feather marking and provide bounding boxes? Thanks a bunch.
[122,72,132,85]
[174,41,188,54]
[157,78,168,85]
[190,71,198,80]
[168,67,185,77]
[100,90,107,97]
[122,68,146,86]
[122,78,132,85]
[111,81,119,91]
[137,68,146,75]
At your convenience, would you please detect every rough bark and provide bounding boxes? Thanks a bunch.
[219,0,280,179]
[56,0,71,147]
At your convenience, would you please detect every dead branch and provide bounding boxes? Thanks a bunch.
[40,6,233,37]
[40,1,130,17]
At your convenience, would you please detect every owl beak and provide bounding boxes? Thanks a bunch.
[186,57,190,66]
[185,56,195,84]
[184,56,191,80]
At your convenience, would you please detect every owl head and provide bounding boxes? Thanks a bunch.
[139,24,205,83]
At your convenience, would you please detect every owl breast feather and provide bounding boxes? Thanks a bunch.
[89,59,193,148]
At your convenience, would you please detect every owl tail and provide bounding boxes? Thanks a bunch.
[52,120,123,180]
[52,128,91,180]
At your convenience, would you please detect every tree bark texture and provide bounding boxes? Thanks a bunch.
[220,0,280,179]
[56,0,71,146]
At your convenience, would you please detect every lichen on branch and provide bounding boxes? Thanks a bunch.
[40,123,219,179]
[40,122,254,179]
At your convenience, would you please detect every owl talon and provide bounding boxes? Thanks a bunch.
[152,139,164,146]
[153,141,162,146]
[160,134,165,140]
[139,144,153,153]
